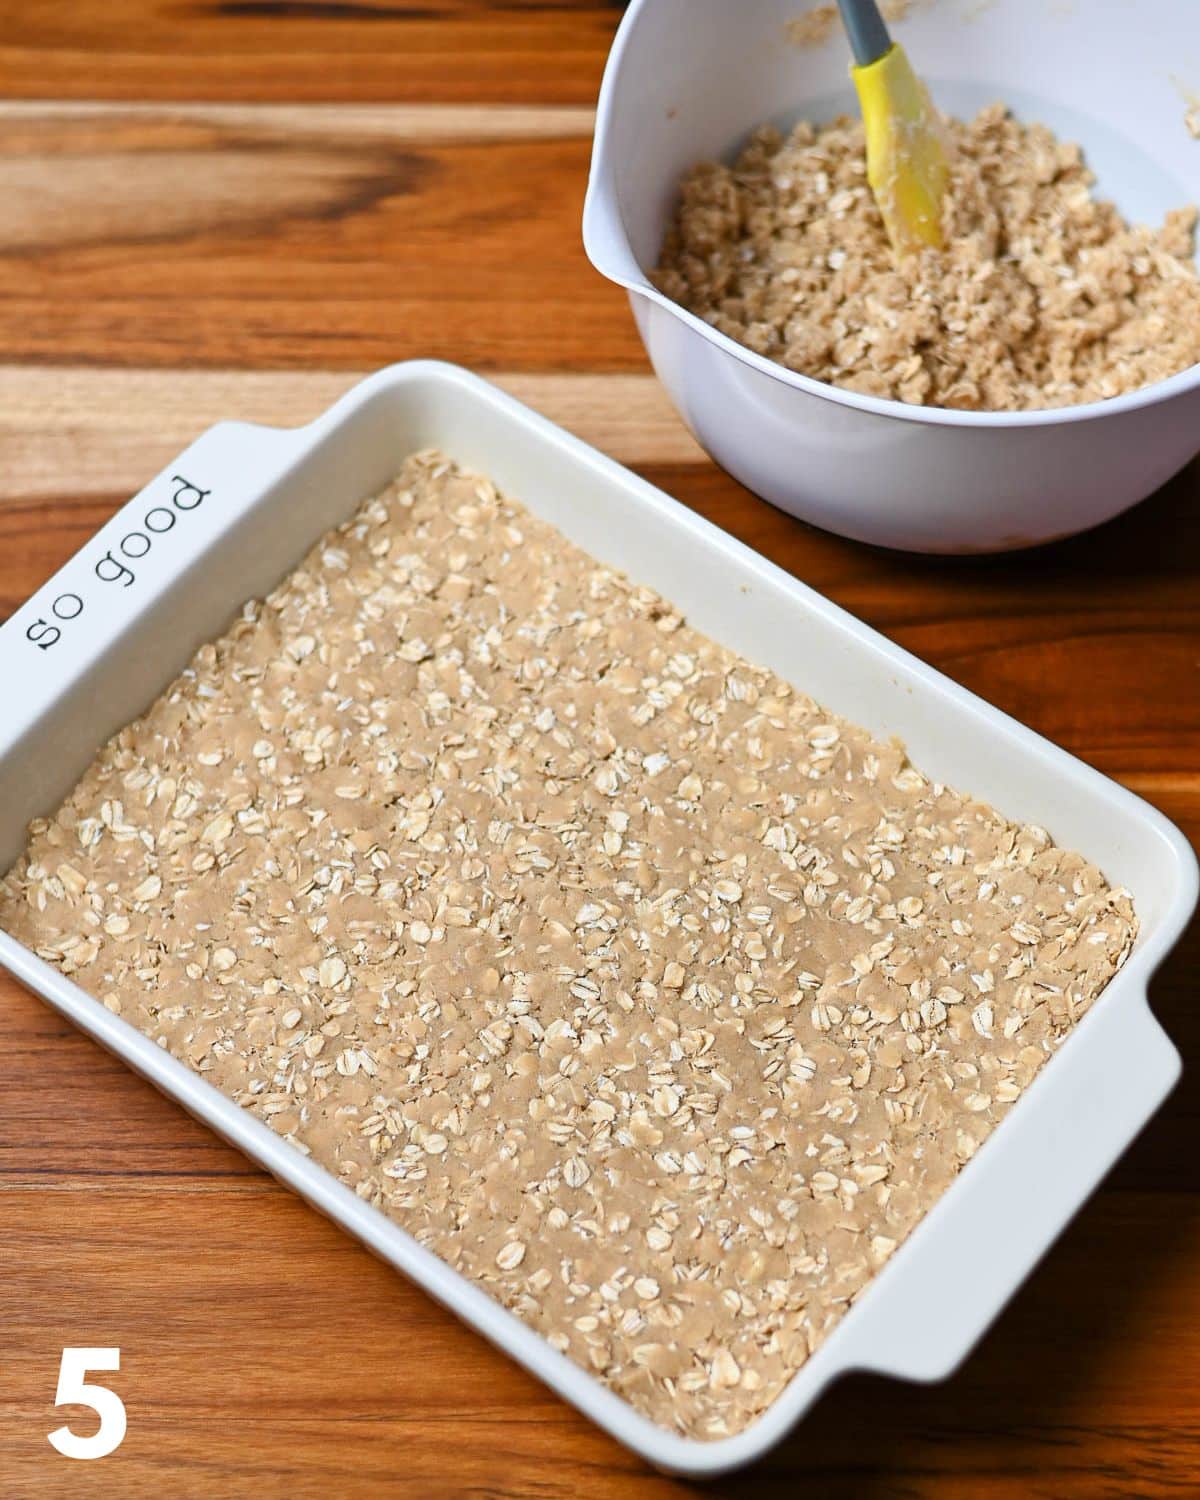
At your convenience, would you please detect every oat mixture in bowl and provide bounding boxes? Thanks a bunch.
[0,451,1136,1440]
[652,104,1200,412]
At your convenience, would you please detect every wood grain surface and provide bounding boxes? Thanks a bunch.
[1,5,1198,1496]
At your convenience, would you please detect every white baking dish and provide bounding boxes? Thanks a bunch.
[0,361,1194,1475]
[583,0,1200,552]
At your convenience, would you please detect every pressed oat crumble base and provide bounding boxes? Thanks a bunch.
[0,452,1136,1439]
[652,104,1200,410]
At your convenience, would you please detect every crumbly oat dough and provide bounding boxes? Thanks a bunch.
[652,104,1200,410]
[0,452,1136,1439]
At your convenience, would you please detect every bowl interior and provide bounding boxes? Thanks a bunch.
[605,0,1200,282]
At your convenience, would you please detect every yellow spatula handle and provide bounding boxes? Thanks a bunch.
[852,43,947,253]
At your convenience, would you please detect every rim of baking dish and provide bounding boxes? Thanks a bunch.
[0,359,1195,1478]
[582,0,1200,432]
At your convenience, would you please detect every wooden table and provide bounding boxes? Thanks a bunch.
[1,5,1197,1495]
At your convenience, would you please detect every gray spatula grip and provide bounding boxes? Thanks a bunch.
[835,0,893,67]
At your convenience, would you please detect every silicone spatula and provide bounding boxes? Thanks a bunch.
[835,0,947,254]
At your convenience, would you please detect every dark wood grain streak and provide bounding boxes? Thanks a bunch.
[0,106,639,371]
[0,1,622,104]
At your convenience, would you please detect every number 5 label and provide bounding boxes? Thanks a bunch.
[47,1348,126,1460]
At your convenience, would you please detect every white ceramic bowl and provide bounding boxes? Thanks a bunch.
[583,0,1200,553]
[0,362,1196,1473]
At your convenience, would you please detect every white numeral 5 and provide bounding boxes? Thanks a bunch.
[47,1347,126,1460]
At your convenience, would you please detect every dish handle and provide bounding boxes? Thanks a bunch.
[0,417,311,867]
[834,987,1179,1385]
[3,416,311,696]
